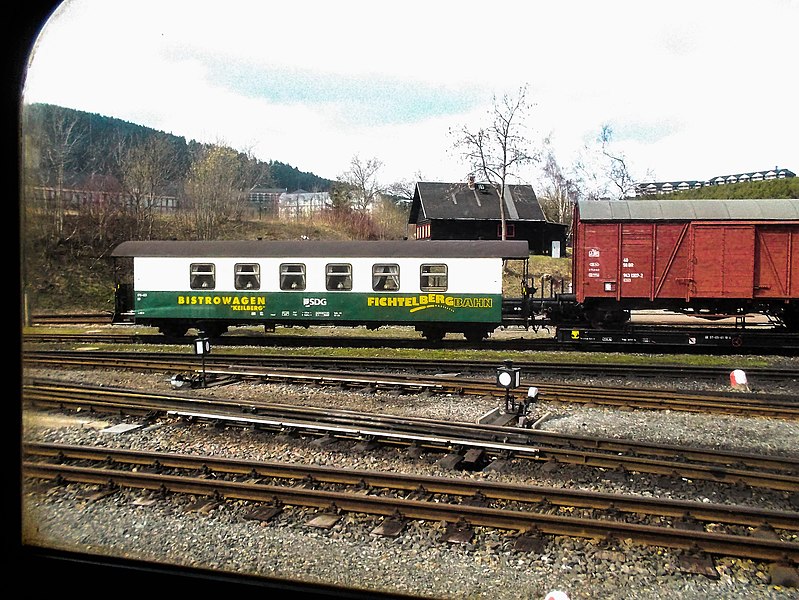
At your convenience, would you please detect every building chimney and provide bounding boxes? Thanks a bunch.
[467,174,475,190]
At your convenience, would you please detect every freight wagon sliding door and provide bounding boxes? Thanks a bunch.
[753,227,799,299]
[690,225,755,298]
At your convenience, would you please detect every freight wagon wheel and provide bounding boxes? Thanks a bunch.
[781,309,799,332]
[586,308,630,329]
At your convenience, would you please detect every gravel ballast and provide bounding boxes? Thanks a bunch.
[20,365,799,599]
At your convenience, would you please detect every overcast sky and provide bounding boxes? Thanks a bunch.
[21,0,799,188]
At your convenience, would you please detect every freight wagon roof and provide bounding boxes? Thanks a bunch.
[577,198,799,221]
[111,239,531,259]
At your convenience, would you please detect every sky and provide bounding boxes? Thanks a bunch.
[20,0,799,189]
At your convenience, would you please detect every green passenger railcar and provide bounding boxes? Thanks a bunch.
[112,239,530,341]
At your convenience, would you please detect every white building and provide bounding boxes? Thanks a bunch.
[278,189,331,219]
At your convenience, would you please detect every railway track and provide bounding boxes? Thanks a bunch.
[29,312,114,325]
[22,350,799,418]
[22,442,799,564]
[23,325,799,355]
[23,378,799,491]
[22,347,799,383]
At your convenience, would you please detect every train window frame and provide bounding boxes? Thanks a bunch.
[279,263,306,290]
[372,263,400,291]
[326,263,352,291]
[234,263,260,290]
[190,263,216,290]
[420,263,448,292]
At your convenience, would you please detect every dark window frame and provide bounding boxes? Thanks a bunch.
[372,263,400,291]
[420,263,448,292]
[190,263,216,290]
[326,263,352,291]
[234,262,261,290]
[279,263,306,291]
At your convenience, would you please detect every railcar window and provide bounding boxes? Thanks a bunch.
[372,263,400,291]
[326,263,352,290]
[280,263,306,290]
[234,263,260,290]
[190,263,215,289]
[420,264,447,291]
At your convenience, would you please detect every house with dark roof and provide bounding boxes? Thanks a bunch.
[407,179,567,256]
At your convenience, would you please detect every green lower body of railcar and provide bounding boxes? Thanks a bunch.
[132,290,502,325]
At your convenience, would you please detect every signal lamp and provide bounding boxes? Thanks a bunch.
[496,360,520,389]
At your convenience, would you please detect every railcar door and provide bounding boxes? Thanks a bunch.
[753,226,797,298]
[113,283,134,323]
[690,225,755,298]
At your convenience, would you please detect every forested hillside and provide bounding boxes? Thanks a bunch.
[23,103,333,192]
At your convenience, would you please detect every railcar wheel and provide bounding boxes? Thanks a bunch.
[421,328,446,342]
[201,324,229,338]
[464,329,488,343]
[158,324,188,337]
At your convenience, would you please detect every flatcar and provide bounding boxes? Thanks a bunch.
[546,197,799,330]
[111,239,531,341]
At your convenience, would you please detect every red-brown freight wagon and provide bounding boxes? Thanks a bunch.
[570,198,799,329]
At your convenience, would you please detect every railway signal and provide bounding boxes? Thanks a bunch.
[194,334,211,387]
[496,360,520,389]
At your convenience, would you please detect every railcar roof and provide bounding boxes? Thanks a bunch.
[111,239,531,259]
[577,198,799,221]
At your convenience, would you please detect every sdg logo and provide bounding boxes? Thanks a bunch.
[303,297,327,307]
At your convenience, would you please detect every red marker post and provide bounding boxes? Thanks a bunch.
[730,369,748,390]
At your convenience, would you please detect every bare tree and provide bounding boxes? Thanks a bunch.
[574,124,641,201]
[598,125,637,200]
[35,109,85,237]
[120,137,180,239]
[328,180,356,213]
[339,155,383,212]
[180,144,247,239]
[371,195,411,240]
[451,85,538,239]
[537,137,578,237]
[385,170,425,203]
